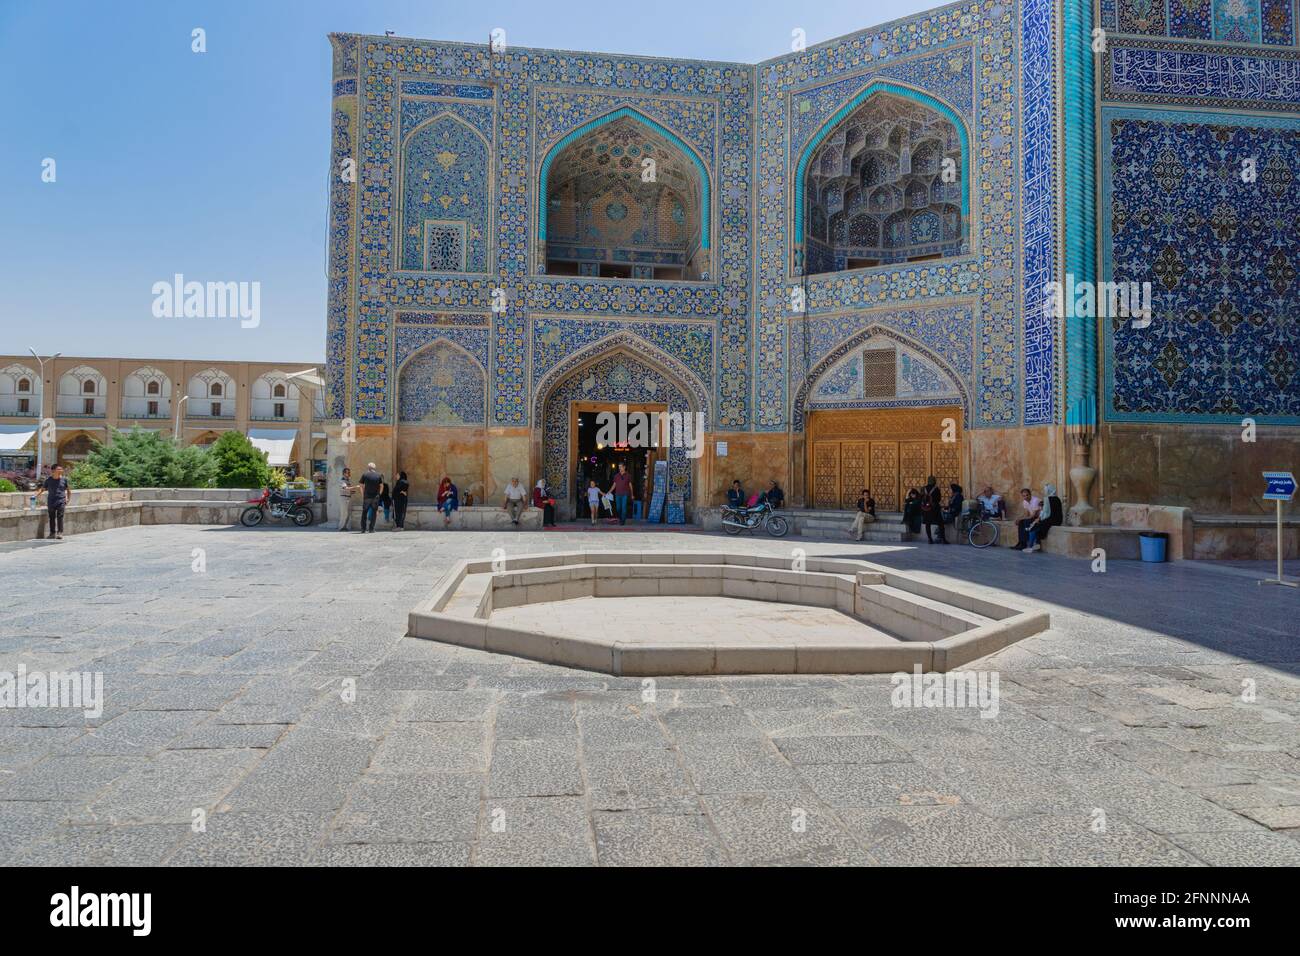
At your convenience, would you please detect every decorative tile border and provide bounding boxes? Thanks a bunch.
[1104,39,1300,109]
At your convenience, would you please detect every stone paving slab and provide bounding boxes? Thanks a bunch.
[2,524,1299,866]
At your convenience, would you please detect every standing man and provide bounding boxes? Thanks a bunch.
[337,467,357,531]
[607,462,634,526]
[502,476,527,525]
[35,463,70,540]
[358,462,383,533]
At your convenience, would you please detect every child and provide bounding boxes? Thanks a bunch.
[587,479,601,526]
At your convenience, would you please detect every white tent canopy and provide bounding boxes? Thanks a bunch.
[246,428,297,466]
[0,425,37,452]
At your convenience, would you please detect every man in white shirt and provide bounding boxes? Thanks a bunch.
[502,477,527,525]
[976,486,1004,518]
[1012,487,1041,550]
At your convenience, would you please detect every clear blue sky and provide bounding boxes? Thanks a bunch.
[0,0,934,363]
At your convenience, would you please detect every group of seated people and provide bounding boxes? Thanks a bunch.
[726,479,785,511]
[849,480,1063,550]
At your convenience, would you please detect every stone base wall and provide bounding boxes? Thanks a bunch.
[0,488,323,542]
[400,505,542,531]
[1191,518,1300,560]
[396,424,487,504]
[1100,423,1298,517]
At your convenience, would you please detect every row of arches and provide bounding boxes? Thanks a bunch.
[0,364,310,421]
[390,322,968,516]
[395,84,968,281]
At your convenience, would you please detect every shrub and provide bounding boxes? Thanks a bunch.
[210,431,272,489]
[0,478,16,493]
[83,427,216,488]
[67,462,116,490]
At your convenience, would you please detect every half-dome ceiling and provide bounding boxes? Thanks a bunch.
[803,91,965,275]
[543,115,707,281]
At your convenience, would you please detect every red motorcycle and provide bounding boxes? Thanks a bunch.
[240,488,314,527]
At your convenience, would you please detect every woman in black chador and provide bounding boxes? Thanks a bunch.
[921,475,946,544]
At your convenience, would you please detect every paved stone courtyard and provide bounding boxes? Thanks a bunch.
[1,524,1298,866]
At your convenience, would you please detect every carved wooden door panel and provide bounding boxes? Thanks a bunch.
[812,442,840,509]
[899,440,931,504]
[869,441,900,511]
[931,440,961,496]
[839,442,869,510]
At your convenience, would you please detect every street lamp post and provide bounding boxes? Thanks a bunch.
[174,395,190,441]
[28,348,61,478]
[285,368,323,479]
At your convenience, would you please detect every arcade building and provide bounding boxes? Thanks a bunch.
[321,0,1299,555]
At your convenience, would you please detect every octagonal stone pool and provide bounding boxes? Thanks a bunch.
[407,551,1049,676]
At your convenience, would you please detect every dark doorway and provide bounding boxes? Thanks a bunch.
[575,409,656,520]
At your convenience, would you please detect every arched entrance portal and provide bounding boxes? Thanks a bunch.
[792,327,970,510]
[535,339,708,522]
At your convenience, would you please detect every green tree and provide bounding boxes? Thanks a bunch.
[83,427,216,488]
[0,478,17,493]
[67,461,116,489]
[209,430,272,489]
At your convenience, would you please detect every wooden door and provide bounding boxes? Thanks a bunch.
[806,407,963,513]
[931,440,961,496]
[869,441,900,511]
[811,442,841,509]
[898,440,931,503]
[839,442,869,510]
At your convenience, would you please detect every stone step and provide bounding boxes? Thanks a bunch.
[857,582,993,639]
[801,518,908,531]
[801,530,913,543]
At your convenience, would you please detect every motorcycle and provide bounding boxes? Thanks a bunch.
[721,499,789,537]
[240,488,314,527]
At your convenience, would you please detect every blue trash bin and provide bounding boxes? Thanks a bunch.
[633,500,643,520]
[1139,531,1167,563]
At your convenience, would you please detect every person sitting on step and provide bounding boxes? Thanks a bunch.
[1024,484,1063,553]
[849,489,876,541]
[1012,488,1042,551]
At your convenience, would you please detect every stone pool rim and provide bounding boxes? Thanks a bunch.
[407,550,1050,676]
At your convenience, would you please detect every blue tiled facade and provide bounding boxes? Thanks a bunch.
[1100,0,1300,424]
[326,1,1051,437]
[324,0,1298,513]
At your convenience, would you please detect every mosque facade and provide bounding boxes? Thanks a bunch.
[322,0,1299,546]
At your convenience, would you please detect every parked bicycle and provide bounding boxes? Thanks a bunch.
[956,506,1000,548]
[721,499,789,538]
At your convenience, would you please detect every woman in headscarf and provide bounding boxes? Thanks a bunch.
[377,478,393,525]
[1025,483,1063,553]
[903,488,923,534]
[533,478,556,527]
[921,475,946,543]
[943,483,965,530]
[392,471,410,531]
[437,476,459,527]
